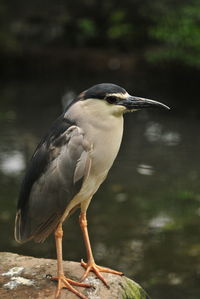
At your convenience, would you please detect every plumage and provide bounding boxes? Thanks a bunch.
[14,83,169,299]
[15,115,92,243]
[15,84,128,244]
[83,83,126,100]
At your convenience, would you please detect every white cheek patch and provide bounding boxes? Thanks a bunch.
[79,98,125,116]
[114,105,126,114]
[107,92,130,99]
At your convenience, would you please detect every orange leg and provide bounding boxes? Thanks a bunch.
[79,212,123,287]
[51,223,90,299]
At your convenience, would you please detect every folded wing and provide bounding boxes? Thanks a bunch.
[15,115,92,243]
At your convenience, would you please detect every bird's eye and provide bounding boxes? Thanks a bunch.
[106,96,118,104]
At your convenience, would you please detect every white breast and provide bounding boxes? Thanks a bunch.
[67,99,124,197]
[61,99,125,220]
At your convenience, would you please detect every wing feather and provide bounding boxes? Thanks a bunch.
[15,116,92,243]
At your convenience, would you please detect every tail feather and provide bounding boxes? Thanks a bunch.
[14,209,61,243]
[14,210,32,243]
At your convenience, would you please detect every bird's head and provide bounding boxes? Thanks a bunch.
[75,83,170,116]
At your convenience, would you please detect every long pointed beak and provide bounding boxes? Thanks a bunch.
[119,96,170,110]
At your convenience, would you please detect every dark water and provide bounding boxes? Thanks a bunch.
[0,73,200,299]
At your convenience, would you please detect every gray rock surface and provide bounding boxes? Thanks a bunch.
[0,252,148,299]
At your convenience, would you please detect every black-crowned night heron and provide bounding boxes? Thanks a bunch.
[15,83,169,299]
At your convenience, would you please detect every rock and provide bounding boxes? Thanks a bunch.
[0,252,148,299]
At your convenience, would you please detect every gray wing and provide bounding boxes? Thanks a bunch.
[15,125,92,243]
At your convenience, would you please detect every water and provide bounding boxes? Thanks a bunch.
[0,73,200,299]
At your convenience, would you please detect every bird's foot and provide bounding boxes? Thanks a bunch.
[80,259,123,288]
[51,274,91,299]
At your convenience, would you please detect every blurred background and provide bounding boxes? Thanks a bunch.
[0,0,200,298]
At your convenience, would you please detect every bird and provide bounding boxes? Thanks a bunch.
[15,83,169,299]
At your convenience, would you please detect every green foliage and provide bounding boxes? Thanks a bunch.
[146,1,200,67]
[78,18,96,39]
[107,10,132,40]
[0,2,20,53]
[1,0,200,69]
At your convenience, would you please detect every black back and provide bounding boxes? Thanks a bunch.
[17,114,74,211]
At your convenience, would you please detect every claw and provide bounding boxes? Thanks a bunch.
[80,259,123,288]
[51,274,90,299]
